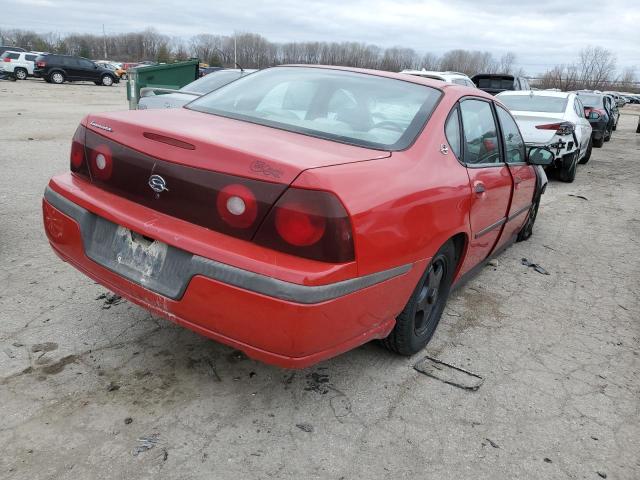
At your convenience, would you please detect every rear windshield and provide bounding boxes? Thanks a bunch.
[182,70,245,95]
[498,95,568,113]
[576,94,603,108]
[477,77,514,89]
[1,52,20,60]
[187,67,442,150]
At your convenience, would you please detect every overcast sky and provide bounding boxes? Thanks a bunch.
[3,0,639,74]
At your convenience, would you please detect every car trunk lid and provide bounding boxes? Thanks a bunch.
[510,111,566,144]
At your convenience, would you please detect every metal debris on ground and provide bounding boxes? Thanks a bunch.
[568,194,589,200]
[521,258,550,275]
[295,423,314,433]
[96,292,123,309]
[413,355,484,391]
[484,438,500,449]
[132,434,160,456]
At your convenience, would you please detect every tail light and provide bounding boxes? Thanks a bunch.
[69,124,90,177]
[3,58,11,62]
[254,188,354,263]
[36,61,46,68]
[535,122,575,135]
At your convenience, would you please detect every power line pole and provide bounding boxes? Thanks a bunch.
[102,24,107,59]
[234,34,237,68]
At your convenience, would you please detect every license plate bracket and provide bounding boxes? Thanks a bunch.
[112,226,168,278]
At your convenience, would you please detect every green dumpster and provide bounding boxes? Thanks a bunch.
[126,60,199,110]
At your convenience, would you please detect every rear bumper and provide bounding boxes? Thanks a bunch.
[43,185,422,368]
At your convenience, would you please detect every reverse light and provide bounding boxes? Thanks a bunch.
[217,184,258,228]
[88,145,113,180]
[536,122,575,135]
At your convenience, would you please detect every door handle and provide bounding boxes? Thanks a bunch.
[474,182,486,194]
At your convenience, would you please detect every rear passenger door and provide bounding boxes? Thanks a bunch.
[77,58,99,81]
[494,105,536,246]
[455,98,513,273]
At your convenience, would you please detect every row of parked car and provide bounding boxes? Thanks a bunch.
[401,69,632,183]
[0,45,155,84]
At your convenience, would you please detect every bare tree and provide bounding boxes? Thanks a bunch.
[577,46,616,90]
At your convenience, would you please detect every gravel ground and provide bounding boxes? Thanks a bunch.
[1,79,639,480]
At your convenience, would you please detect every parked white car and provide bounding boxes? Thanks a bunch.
[400,69,475,87]
[496,90,593,182]
[0,51,39,80]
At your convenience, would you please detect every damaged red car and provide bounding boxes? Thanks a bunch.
[43,66,553,368]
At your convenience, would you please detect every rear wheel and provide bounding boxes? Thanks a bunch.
[14,68,27,80]
[579,138,592,164]
[593,134,604,148]
[604,128,611,141]
[50,72,64,84]
[101,74,114,86]
[517,196,540,242]
[558,153,577,182]
[382,241,456,355]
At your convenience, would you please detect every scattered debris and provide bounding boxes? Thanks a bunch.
[96,292,123,309]
[487,259,499,267]
[227,350,247,363]
[596,472,607,479]
[414,355,484,391]
[568,194,589,201]
[160,448,168,461]
[521,258,550,275]
[31,342,58,353]
[132,434,159,456]
[484,438,500,449]
[544,457,552,463]
[295,423,314,433]
[305,371,331,394]
[249,371,256,378]
[107,382,120,392]
[27,137,34,141]
[591,436,599,441]
[124,417,133,425]
[12,342,24,347]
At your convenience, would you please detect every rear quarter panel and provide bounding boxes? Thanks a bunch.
[293,91,473,277]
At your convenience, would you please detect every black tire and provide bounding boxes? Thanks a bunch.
[558,154,577,183]
[517,196,540,242]
[612,124,617,131]
[579,138,592,164]
[382,241,456,355]
[593,135,604,148]
[50,71,65,84]
[14,68,28,80]
[101,74,114,86]
[604,128,611,142]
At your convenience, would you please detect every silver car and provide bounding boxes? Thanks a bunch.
[138,69,256,110]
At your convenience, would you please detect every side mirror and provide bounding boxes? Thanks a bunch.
[588,111,600,120]
[527,146,554,166]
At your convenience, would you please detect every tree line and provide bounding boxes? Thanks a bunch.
[1,28,636,91]
[0,28,520,76]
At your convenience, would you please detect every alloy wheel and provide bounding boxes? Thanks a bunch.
[414,258,447,335]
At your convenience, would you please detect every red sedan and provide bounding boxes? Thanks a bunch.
[43,66,553,368]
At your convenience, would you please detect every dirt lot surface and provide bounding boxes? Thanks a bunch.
[1,79,639,480]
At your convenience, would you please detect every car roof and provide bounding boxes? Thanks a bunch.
[497,90,572,99]
[400,69,470,79]
[279,64,490,98]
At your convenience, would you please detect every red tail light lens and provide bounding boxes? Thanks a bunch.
[217,184,258,228]
[36,61,46,68]
[3,58,11,62]
[254,188,354,263]
[535,122,574,135]
[69,124,90,177]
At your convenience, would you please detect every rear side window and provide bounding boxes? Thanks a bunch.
[445,107,462,159]
[4,52,20,60]
[496,106,525,164]
[459,99,502,165]
[25,54,37,62]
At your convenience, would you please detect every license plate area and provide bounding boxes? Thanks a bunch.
[113,225,168,278]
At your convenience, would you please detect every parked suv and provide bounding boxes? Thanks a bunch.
[33,54,119,86]
[1,51,39,80]
[400,69,475,87]
[472,74,530,95]
[0,46,26,56]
